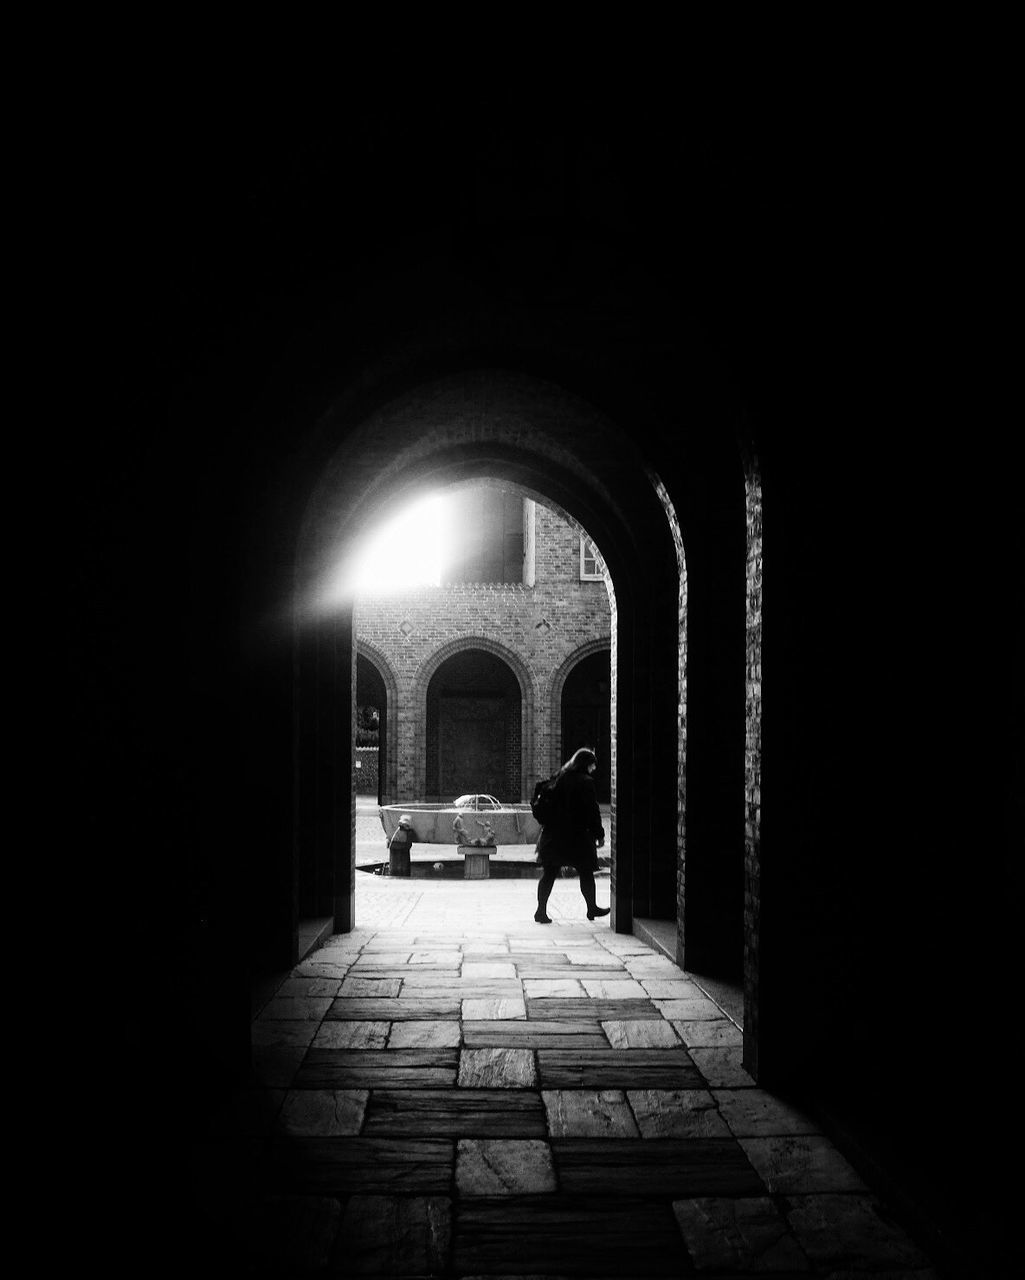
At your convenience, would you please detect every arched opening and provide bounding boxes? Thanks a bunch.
[355,652,386,805]
[279,368,752,1053]
[425,648,521,801]
[557,646,612,803]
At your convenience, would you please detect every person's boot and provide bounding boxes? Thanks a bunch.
[586,905,610,920]
[535,880,553,924]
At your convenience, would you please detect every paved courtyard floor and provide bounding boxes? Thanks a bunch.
[191,873,942,1277]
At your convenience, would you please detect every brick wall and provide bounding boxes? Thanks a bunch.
[355,496,612,802]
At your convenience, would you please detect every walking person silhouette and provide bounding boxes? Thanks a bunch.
[533,747,610,923]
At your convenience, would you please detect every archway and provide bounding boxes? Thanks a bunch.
[425,648,521,801]
[293,370,687,947]
[554,644,612,803]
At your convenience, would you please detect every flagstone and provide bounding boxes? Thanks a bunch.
[672,1018,743,1048]
[349,952,411,967]
[453,1196,685,1276]
[461,961,517,979]
[388,1020,461,1048]
[252,1020,320,1049]
[274,976,343,999]
[243,1194,341,1274]
[688,1045,756,1087]
[401,976,521,996]
[363,1089,547,1137]
[581,978,648,999]
[270,1137,453,1194]
[628,1089,731,1139]
[458,1047,537,1087]
[456,1139,557,1194]
[652,997,723,1020]
[640,979,703,999]
[293,1048,458,1089]
[311,1021,389,1050]
[738,1135,867,1193]
[326,997,461,1020]
[672,1195,810,1272]
[713,1088,820,1137]
[538,1049,703,1090]
[542,1089,639,1138]
[785,1193,932,1270]
[257,996,334,1022]
[409,951,462,966]
[526,998,661,1022]
[462,997,526,1020]
[339,977,402,998]
[277,1089,369,1136]
[602,1019,681,1049]
[291,960,351,980]
[523,978,585,998]
[565,949,624,965]
[462,1020,608,1050]
[516,965,621,980]
[552,1138,764,1196]
[337,1195,451,1276]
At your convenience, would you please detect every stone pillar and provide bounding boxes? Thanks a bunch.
[463,847,494,879]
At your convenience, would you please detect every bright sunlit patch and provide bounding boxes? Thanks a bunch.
[347,492,451,594]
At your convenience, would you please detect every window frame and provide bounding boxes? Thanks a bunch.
[579,536,604,581]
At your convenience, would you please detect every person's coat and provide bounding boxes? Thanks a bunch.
[535,768,605,871]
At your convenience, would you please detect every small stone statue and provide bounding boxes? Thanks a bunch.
[388,815,417,875]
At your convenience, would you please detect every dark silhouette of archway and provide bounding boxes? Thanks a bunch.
[560,648,612,802]
[426,648,521,801]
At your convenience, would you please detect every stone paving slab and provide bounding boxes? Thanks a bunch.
[627,1089,732,1139]
[325,997,461,1019]
[458,1047,538,1087]
[526,997,662,1021]
[456,1139,558,1194]
[672,1195,811,1272]
[538,1048,703,1089]
[786,1193,935,1271]
[293,1047,458,1089]
[552,1138,765,1197]
[311,1020,390,1049]
[712,1087,821,1137]
[276,1088,368,1136]
[363,1088,548,1137]
[269,1137,453,1194]
[542,1089,640,1138]
[336,1194,451,1276]
[453,1195,686,1276]
[233,886,944,1276]
[738,1134,868,1193]
[463,1019,610,1050]
[387,1019,462,1048]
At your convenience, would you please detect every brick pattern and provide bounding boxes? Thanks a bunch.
[743,460,764,1076]
[355,500,611,803]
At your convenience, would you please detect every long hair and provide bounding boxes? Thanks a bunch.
[561,746,597,774]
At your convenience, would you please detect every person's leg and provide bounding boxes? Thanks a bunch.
[579,868,609,919]
[535,868,556,923]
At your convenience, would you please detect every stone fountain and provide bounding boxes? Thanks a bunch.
[378,798,541,878]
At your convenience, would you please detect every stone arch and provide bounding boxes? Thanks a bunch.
[292,366,709,957]
[354,640,400,806]
[411,634,540,803]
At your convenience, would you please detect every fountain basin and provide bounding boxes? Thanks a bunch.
[379,802,540,846]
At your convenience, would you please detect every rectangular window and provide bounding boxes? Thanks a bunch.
[443,490,525,584]
[580,536,604,581]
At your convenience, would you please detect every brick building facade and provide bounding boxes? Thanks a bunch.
[355,491,612,805]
